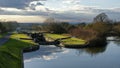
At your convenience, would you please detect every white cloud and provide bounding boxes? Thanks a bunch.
[62,0,81,4]
[0,0,120,23]
[0,15,46,23]
[35,6,49,11]
[1,6,120,23]
[29,1,45,10]
[110,8,120,12]
[0,7,23,11]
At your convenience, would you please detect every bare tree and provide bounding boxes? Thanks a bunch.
[94,13,109,23]
[44,17,55,23]
[43,18,68,34]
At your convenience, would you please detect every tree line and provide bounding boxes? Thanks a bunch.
[35,13,120,46]
[0,21,18,33]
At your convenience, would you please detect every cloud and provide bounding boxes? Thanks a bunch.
[0,7,94,22]
[62,0,81,5]
[0,0,120,22]
[49,11,93,22]
[29,1,45,10]
[0,6,120,22]
[0,7,49,16]
[0,0,46,9]
[0,15,47,23]
[34,6,49,11]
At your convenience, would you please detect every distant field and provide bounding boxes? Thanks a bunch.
[45,33,86,45]
[0,33,35,68]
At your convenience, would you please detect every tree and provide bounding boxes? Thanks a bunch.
[69,27,97,41]
[113,22,120,36]
[44,18,55,24]
[60,22,74,33]
[87,22,111,37]
[76,23,86,29]
[44,18,67,34]
[91,13,112,37]
[47,23,67,34]
[94,13,109,23]
[0,22,6,33]
[2,21,18,31]
[0,21,18,33]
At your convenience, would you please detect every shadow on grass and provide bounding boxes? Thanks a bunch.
[0,38,34,68]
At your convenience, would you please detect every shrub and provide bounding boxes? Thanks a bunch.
[69,27,97,41]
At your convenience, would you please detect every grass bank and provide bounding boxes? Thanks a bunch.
[0,33,36,68]
[45,33,86,46]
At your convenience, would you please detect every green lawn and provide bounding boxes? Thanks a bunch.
[0,33,86,68]
[45,33,69,40]
[61,38,86,45]
[45,33,86,45]
[0,33,36,68]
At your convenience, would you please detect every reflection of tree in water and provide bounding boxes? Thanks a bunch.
[85,46,107,56]
[75,49,85,56]
[76,45,107,56]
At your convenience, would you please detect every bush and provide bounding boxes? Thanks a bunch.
[46,23,67,34]
[69,27,97,41]
[85,22,111,37]
[113,23,120,36]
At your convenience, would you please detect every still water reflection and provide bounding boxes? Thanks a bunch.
[24,41,120,68]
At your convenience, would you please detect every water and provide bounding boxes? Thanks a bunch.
[23,41,120,68]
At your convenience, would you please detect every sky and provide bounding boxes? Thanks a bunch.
[0,0,120,23]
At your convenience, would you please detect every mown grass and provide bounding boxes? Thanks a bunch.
[61,38,86,45]
[45,33,69,40]
[45,33,86,45]
[0,33,35,68]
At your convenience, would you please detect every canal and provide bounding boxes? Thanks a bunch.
[23,38,120,68]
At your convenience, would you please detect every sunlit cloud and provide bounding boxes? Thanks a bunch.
[0,0,120,23]
[0,15,46,23]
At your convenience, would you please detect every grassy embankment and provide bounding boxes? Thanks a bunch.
[45,33,86,46]
[0,33,36,68]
